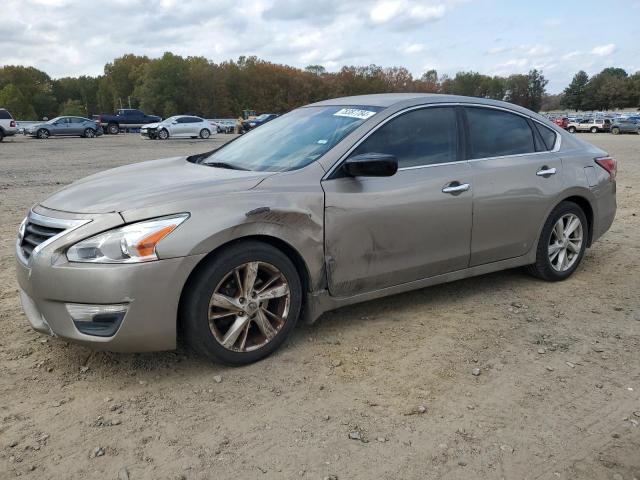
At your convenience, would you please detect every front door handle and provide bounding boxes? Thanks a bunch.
[536,166,557,177]
[442,182,470,194]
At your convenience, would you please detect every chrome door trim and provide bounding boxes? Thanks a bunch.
[322,102,562,180]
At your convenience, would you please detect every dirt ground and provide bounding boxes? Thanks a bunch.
[0,132,638,480]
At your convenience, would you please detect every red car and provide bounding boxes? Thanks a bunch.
[552,117,569,129]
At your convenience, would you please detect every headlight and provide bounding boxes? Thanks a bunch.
[249,122,256,127]
[66,214,189,263]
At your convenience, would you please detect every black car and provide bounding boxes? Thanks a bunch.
[241,113,278,133]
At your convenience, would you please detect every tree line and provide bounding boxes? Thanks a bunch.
[0,52,637,120]
[561,68,640,112]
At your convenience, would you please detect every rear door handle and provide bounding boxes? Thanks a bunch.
[536,167,557,177]
[442,182,470,194]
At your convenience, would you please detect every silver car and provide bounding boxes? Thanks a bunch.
[15,94,617,365]
[140,115,213,140]
[24,116,102,139]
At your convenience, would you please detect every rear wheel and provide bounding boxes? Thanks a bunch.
[611,127,620,135]
[157,128,169,140]
[107,123,119,135]
[83,128,96,138]
[37,129,49,139]
[568,126,576,133]
[0,130,4,142]
[590,126,598,133]
[525,201,587,281]
[182,241,302,365]
[199,128,211,139]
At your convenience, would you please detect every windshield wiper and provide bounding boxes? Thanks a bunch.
[205,162,249,171]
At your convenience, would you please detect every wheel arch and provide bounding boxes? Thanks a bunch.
[561,195,594,246]
[176,234,312,335]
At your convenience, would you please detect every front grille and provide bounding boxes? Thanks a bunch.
[20,219,65,260]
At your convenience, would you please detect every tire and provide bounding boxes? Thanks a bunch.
[0,130,4,142]
[199,128,211,139]
[83,128,96,138]
[611,127,620,135]
[181,241,303,365]
[525,201,588,281]
[590,126,598,133]
[107,123,119,135]
[568,126,576,133]
[37,128,50,139]
[157,128,169,140]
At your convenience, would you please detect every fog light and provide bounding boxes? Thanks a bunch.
[66,303,128,337]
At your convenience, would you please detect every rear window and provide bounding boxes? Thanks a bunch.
[534,123,558,151]
[465,107,536,159]
[0,109,12,119]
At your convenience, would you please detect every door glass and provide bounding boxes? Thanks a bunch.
[349,107,458,168]
[465,107,535,159]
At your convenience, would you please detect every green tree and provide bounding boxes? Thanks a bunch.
[0,66,56,118]
[562,71,589,111]
[0,84,37,119]
[135,52,189,117]
[59,99,86,116]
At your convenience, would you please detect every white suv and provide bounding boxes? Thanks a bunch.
[0,108,18,142]
[566,118,611,133]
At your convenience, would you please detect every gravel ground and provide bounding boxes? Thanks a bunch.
[0,132,639,480]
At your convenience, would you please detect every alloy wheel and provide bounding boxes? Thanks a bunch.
[548,213,583,272]
[85,128,95,138]
[208,261,290,352]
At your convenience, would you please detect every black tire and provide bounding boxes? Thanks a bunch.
[157,128,169,140]
[83,128,96,138]
[611,127,620,135]
[107,123,119,135]
[181,241,303,365]
[590,126,598,133]
[199,128,211,139]
[525,201,588,281]
[0,130,4,142]
[37,128,49,139]
[568,126,576,133]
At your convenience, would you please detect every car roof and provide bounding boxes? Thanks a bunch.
[305,93,545,119]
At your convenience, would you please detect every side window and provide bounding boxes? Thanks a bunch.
[0,109,12,119]
[534,123,558,151]
[177,117,189,123]
[349,107,458,168]
[465,107,535,159]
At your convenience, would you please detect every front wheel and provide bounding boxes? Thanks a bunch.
[568,126,576,133]
[181,241,302,365]
[199,128,211,139]
[157,128,169,140]
[83,128,96,138]
[37,129,50,139]
[611,127,620,135]
[107,123,119,135]
[525,201,587,281]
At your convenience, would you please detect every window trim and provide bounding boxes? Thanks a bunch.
[324,102,561,180]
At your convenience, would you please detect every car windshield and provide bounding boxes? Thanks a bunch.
[254,114,270,121]
[202,105,382,172]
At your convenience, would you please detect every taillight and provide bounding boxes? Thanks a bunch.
[595,156,617,180]
[10,120,16,127]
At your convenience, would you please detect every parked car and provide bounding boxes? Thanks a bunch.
[212,120,235,133]
[241,113,278,133]
[96,109,161,135]
[566,118,610,133]
[140,115,213,140]
[15,94,616,365]
[610,117,640,135]
[24,116,102,139]
[552,117,569,129]
[0,108,18,142]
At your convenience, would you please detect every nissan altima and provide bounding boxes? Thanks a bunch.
[15,94,617,365]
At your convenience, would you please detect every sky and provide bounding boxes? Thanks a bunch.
[2,0,640,93]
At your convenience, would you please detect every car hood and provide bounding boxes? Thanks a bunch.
[40,156,273,214]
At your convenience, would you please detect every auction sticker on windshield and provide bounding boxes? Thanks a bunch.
[333,108,377,120]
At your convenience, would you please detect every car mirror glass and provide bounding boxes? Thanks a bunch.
[342,152,398,177]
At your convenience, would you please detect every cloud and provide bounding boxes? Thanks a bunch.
[402,43,427,54]
[590,44,616,56]
[369,1,447,27]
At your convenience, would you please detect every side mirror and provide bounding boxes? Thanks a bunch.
[342,152,398,177]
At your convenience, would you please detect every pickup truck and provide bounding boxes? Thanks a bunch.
[95,109,161,134]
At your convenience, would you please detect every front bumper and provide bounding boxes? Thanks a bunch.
[15,206,204,352]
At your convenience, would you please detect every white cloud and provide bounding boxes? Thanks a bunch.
[524,45,551,57]
[403,43,427,54]
[369,1,447,27]
[562,51,582,60]
[590,44,616,56]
